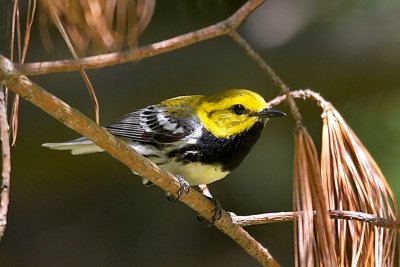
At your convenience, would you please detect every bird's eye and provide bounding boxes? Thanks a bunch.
[232,104,246,115]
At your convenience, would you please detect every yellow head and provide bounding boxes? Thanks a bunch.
[196,89,285,138]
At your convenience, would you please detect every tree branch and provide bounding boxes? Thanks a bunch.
[231,210,400,229]
[329,210,400,230]
[0,55,279,267]
[266,89,331,110]
[231,211,301,226]
[228,30,303,126]
[0,86,11,240]
[15,0,265,76]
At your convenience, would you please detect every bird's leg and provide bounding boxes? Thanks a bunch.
[198,184,213,198]
[197,184,222,225]
[166,175,190,202]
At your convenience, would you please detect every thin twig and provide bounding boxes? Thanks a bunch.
[329,210,400,229]
[0,56,279,267]
[0,86,11,240]
[47,3,100,123]
[10,0,37,146]
[231,211,303,226]
[267,89,331,110]
[228,30,302,126]
[228,31,290,93]
[231,210,400,230]
[15,0,265,76]
[20,0,36,63]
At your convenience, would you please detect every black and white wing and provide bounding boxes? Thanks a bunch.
[43,105,197,155]
[106,105,191,143]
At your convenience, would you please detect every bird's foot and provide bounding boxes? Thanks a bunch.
[197,197,223,226]
[166,175,190,202]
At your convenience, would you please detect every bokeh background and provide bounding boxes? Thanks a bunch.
[1,0,400,266]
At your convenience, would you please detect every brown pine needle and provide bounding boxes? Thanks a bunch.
[47,2,100,123]
[294,126,337,266]
[10,0,36,145]
[38,0,155,55]
[269,89,399,266]
[321,105,398,266]
[293,127,315,266]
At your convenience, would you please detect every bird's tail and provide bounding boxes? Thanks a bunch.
[42,137,104,155]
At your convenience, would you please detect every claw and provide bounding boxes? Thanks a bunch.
[209,198,222,224]
[196,197,223,226]
[166,175,190,202]
[196,215,206,222]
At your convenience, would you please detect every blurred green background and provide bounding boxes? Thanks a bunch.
[1,0,400,266]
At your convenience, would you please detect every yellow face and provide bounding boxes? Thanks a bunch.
[196,89,267,138]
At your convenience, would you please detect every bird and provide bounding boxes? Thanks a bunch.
[43,89,285,201]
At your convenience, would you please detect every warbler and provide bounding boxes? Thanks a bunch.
[43,89,285,198]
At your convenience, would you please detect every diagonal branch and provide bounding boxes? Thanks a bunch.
[15,0,266,76]
[0,55,279,267]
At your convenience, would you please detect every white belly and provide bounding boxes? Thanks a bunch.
[159,161,229,186]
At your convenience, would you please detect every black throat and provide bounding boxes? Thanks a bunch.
[168,121,265,172]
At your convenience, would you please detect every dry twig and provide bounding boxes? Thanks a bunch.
[45,2,100,123]
[0,87,11,240]
[228,31,302,126]
[9,0,37,145]
[231,210,400,230]
[15,0,266,76]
